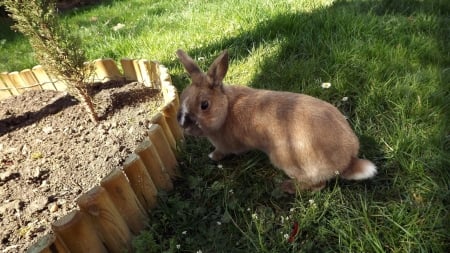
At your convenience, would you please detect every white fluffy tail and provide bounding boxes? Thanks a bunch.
[341,158,377,180]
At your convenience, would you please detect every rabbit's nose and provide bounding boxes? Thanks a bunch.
[177,111,194,128]
[177,111,183,124]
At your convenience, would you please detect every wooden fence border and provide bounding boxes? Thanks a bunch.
[0,57,168,100]
[22,59,185,253]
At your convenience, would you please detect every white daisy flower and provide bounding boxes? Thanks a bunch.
[112,23,125,31]
[321,82,332,89]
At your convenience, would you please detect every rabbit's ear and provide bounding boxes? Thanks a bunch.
[207,50,229,87]
[177,49,202,76]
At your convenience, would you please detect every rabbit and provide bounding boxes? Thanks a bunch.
[176,49,377,192]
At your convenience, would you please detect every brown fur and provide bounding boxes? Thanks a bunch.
[176,49,376,191]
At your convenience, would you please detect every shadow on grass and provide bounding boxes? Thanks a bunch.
[56,0,116,13]
[0,15,23,43]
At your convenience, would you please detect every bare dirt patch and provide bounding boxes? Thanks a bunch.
[0,81,163,252]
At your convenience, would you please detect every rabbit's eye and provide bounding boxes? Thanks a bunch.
[200,100,209,110]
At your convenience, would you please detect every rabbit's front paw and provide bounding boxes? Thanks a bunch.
[208,149,225,161]
[280,179,326,194]
[280,180,296,194]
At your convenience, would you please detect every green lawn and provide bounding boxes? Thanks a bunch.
[1,0,449,252]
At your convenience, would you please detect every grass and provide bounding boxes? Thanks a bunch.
[1,0,449,252]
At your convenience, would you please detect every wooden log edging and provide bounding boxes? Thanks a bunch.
[25,59,184,253]
[0,57,169,100]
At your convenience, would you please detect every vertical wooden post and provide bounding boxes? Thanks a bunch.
[162,101,184,142]
[171,86,180,107]
[151,112,176,151]
[122,153,158,211]
[100,169,148,235]
[49,76,68,92]
[53,236,69,253]
[32,65,58,91]
[93,59,123,82]
[20,69,42,90]
[159,64,172,83]
[26,234,69,253]
[32,65,67,91]
[76,186,132,253]
[138,59,152,87]
[162,83,179,107]
[132,59,143,83]
[135,139,173,190]
[0,72,19,95]
[0,79,12,100]
[0,72,19,96]
[52,210,108,253]
[159,64,179,103]
[120,58,138,81]
[150,61,161,89]
[7,71,27,94]
[161,82,169,103]
[148,124,179,178]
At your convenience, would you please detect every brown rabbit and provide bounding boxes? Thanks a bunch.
[176,49,376,192]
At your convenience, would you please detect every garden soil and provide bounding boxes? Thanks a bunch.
[0,81,164,252]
